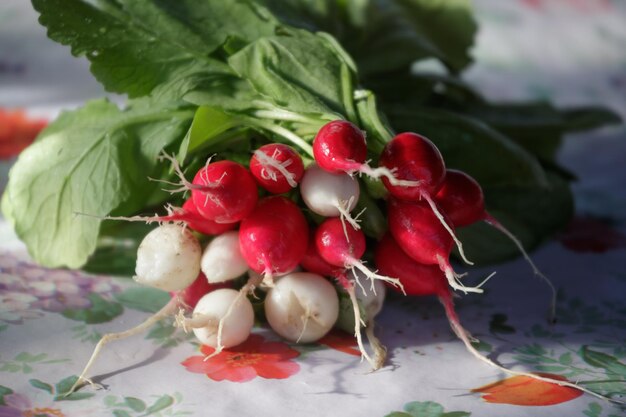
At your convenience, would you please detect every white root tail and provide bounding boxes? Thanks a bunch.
[422,191,473,266]
[253,149,298,188]
[438,293,624,405]
[485,215,558,323]
[358,164,422,188]
[67,298,179,395]
[348,260,405,295]
[438,255,484,294]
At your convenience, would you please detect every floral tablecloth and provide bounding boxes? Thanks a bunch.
[1,1,625,416]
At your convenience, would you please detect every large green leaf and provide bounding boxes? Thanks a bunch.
[228,30,353,118]
[2,99,192,268]
[32,0,278,97]
[260,0,477,75]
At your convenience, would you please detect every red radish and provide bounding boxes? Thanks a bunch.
[160,153,257,224]
[249,143,304,193]
[170,272,232,309]
[379,133,472,264]
[239,196,309,281]
[315,217,403,292]
[300,232,339,277]
[435,169,557,320]
[175,198,236,235]
[387,198,485,294]
[312,120,421,187]
[375,233,448,296]
[189,160,258,223]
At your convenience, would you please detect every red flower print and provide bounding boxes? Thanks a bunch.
[181,334,300,382]
[558,216,626,253]
[471,373,583,406]
[318,330,361,357]
[0,109,47,160]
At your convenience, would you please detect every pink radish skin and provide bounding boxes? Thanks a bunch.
[190,160,258,224]
[314,218,403,291]
[434,169,485,228]
[239,196,309,280]
[301,232,340,277]
[170,199,236,235]
[375,233,448,296]
[379,133,472,265]
[435,169,557,321]
[313,120,368,173]
[249,143,305,194]
[379,132,446,200]
[387,198,482,294]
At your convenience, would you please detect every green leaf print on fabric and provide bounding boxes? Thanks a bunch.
[114,287,170,313]
[62,293,123,324]
[0,352,70,374]
[385,401,471,417]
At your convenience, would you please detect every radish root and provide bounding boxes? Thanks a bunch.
[484,215,558,323]
[422,191,473,266]
[358,164,422,188]
[67,298,179,395]
[438,292,624,405]
[254,148,298,188]
[348,260,405,295]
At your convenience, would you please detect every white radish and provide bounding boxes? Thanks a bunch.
[300,163,361,230]
[187,289,255,349]
[200,231,248,284]
[265,272,339,343]
[134,224,201,291]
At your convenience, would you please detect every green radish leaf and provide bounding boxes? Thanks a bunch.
[113,411,132,417]
[385,413,413,417]
[29,379,54,394]
[179,106,237,160]
[441,413,471,417]
[114,288,170,313]
[32,0,278,97]
[384,107,548,187]
[229,30,351,117]
[260,0,476,75]
[2,99,192,268]
[455,173,573,264]
[62,293,123,324]
[83,221,156,277]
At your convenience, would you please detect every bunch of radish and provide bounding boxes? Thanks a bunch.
[70,119,596,399]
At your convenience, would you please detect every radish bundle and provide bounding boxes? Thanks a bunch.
[3,0,622,404]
